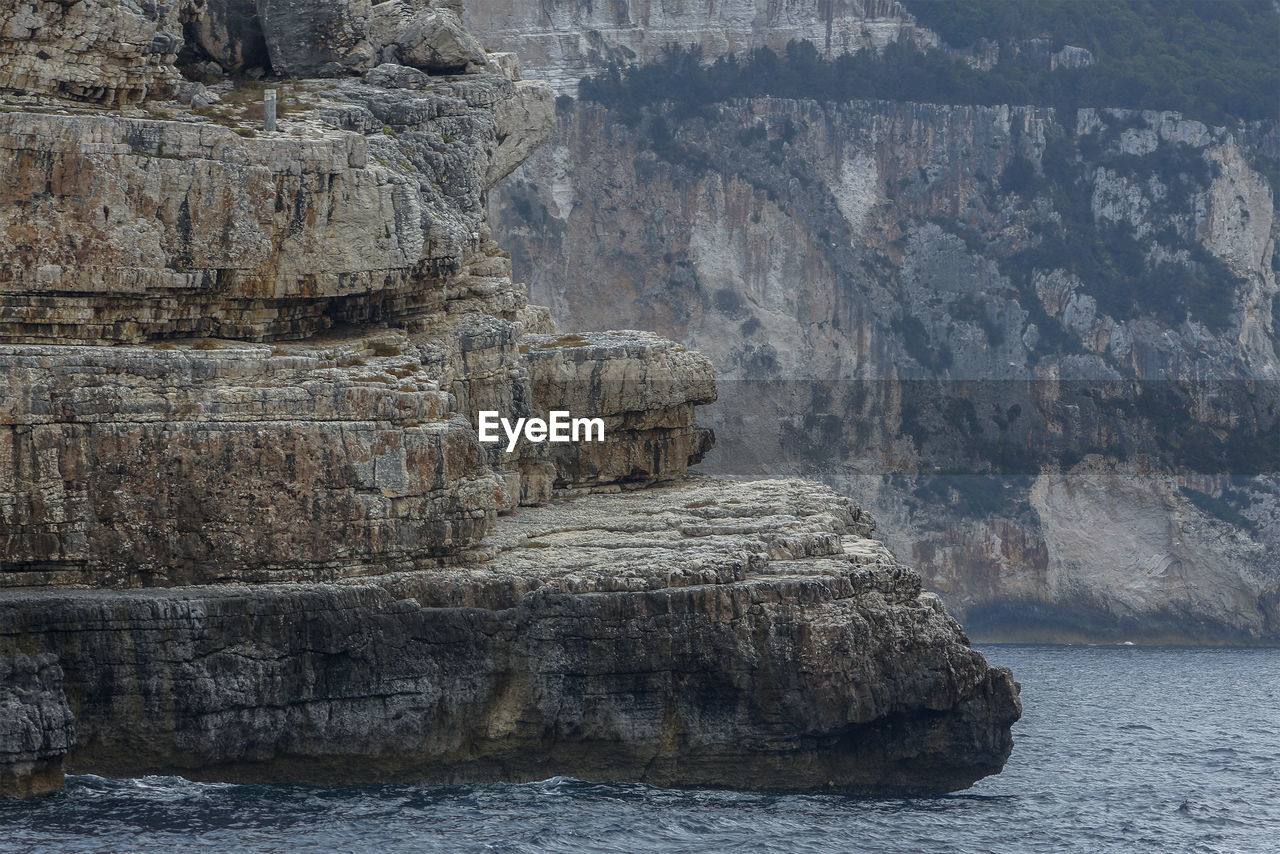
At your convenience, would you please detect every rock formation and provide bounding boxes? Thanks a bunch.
[475,14,1280,644]
[463,0,939,96]
[0,0,184,105]
[0,654,74,799]
[0,0,1018,796]
[0,478,1018,795]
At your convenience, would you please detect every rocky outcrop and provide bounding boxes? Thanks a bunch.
[0,0,183,105]
[464,0,939,96]
[182,0,512,78]
[0,338,502,588]
[0,0,1018,797]
[379,4,488,73]
[0,70,552,344]
[516,331,716,495]
[0,653,75,799]
[488,95,1280,643]
[181,0,272,74]
[0,322,715,587]
[0,478,1019,795]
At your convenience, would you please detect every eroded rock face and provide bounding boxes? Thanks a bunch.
[0,0,183,105]
[181,0,272,74]
[465,0,939,96]
[257,0,376,76]
[0,478,1019,794]
[0,341,502,587]
[488,95,1280,643]
[254,0,491,77]
[518,331,716,493]
[0,298,718,586]
[390,7,488,73]
[0,73,551,344]
[0,0,710,587]
[0,653,75,799]
[0,0,1017,798]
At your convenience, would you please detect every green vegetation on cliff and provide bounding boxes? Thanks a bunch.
[580,0,1278,124]
[910,0,1276,123]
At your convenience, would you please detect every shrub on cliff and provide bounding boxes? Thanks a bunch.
[580,0,1279,125]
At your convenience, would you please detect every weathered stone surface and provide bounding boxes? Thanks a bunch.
[256,0,488,77]
[392,8,487,72]
[490,94,1280,643]
[181,0,272,74]
[0,653,75,799]
[0,478,1020,794]
[0,0,1018,799]
[0,340,504,587]
[518,331,716,491]
[0,72,552,344]
[0,0,183,105]
[257,0,376,76]
[0,268,719,586]
[465,0,939,96]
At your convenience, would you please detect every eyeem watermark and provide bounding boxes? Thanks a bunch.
[477,410,605,452]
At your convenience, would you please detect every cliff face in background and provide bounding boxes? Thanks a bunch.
[0,0,1018,796]
[463,0,938,96]
[474,7,1280,643]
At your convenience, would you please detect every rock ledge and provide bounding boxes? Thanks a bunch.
[0,477,1020,795]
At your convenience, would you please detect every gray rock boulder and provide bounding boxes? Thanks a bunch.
[256,0,376,77]
[252,0,486,77]
[394,9,488,72]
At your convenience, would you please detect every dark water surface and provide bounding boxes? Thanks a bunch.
[2,645,1277,853]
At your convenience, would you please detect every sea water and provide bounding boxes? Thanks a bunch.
[2,645,1277,853]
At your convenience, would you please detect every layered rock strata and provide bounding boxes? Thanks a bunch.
[464,0,939,96]
[0,478,1020,795]
[0,70,551,344]
[0,322,715,587]
[486,91,1280,642]
[0,0,183,105]
[0,0,1018,797]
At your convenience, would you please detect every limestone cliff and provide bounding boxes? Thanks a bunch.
[464,0,938,96]
[0,479,1018,795]
[478,27,1280,642]
[0,0,1018,797]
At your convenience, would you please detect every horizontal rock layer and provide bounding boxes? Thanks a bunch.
[0,318,716,587]
[0,340,500,587]
[0,478,1020,794]
[0,0,182,105]
[0,69,552,344]
[465,0,938,95]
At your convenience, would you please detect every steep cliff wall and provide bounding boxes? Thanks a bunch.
[487,94,1280,643]
[0,479,1019,795]
[0,0,1018,797]
[464,0,937,95]
[0,70,549,343]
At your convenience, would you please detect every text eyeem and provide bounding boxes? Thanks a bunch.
[477,410,606,452]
